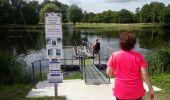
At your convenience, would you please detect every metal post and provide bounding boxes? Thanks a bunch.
[93,51,94,64]
[32,63,36,89]
[54,83,58,97]
[81,57,83,80]
[84,58,86,83]
[99,52,101,70]
[39,60,42,81]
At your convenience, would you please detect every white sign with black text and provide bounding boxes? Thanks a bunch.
[45,12,63,84]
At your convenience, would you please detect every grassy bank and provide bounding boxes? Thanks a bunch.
[0,73,169,100]
[144,73,170,100]
[75,23,161,29]
[0,23,162,31]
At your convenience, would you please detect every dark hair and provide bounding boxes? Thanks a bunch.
[119,31,136,51]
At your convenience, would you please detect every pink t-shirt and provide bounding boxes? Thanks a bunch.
[107,50,148,99]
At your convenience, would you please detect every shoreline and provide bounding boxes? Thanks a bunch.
[0,23,168,31]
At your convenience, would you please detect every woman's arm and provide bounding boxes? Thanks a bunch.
[106,66,114,77]
[141,67,155,100]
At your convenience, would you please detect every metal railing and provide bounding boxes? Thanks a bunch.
[31,43,114,87]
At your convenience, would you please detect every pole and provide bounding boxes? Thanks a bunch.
[99,52,101,70]
[32,63,36,89]
[54,83,58,97]
[39,60,42,81]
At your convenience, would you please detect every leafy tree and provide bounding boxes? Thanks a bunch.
[94,13,102,23]
[135,7,140,22]
[87,12,95,23]
[21,1,39,24]
[159,6,170,24]
[82,11,88,22]
[0,0,12,24]
[139,4,152,23]
[40,0,51,8]
[117,9,135,23]
[67,4,83,26]
[102,10,113,23]
[39,3,60,22]
[150,2,165,23]
[140,2,165,23]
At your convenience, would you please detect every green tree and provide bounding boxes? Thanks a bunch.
[117,9,136,23]
[40,0,51,8]
[150,2,165,23]
[0,0,12,24]
[139,4,152,23]
[67,4,83,26]
[102,10,114,23]
[21,1,39,24]
[135,7,140,22]
[82,11,88,22]
[163,4,170,24]
[94,13,102,23]
[140,2,165,23]
[39,3,60,22]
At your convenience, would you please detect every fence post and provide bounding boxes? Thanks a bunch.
[54,83,58,97]
[81,56,83,80]
[32,63,36,89]
[84,58,86,83]
[99,52,101,70]
[39,60,42,81]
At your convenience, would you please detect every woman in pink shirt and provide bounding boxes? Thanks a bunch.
[106,31,155,100]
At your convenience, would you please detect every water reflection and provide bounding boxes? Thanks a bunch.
[0,31,45,56]
[0,28,170,66]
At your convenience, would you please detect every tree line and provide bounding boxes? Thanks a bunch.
[0,0,170,25]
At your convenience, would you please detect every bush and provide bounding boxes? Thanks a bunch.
[0,50,31,85]
[146,49,170,74]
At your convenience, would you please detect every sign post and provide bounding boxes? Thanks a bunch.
[45,12,63,97]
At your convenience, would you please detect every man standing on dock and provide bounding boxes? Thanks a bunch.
[82,35,89,52]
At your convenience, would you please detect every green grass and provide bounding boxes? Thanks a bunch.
[0,73,169,100]
[0,84,31,100]
[75,23,161,29]
[0,23,162,31]
[85,59,93,66]
[144,73,170,100]
[0,84,66,100]
[64,72,81,80]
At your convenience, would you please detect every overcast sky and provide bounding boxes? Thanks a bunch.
[35,0,170,13]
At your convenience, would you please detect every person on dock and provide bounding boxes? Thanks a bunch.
[93,38,100,59]
[82,35,89,52]
[106,31,155,100]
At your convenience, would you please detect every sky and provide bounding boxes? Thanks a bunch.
[34,0,170,13]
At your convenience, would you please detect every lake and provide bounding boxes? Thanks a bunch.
[0,28,170,67]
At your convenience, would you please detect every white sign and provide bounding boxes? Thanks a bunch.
[46,37,62,48]
[45,25,62,38]
[49,70,61,74]
[49,61,61,70]
[46,47,62,59]
[45,13,63,84]
[45,13,61,25]
[48,73,63,83]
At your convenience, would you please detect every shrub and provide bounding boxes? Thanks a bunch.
[0,50,31,85]
[146,49,170,74]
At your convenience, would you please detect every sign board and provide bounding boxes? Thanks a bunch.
[45,12,63,84]
[49,61,61,70]
[45,13,61,25]
[48,73,63,83]
[46,37,62,48]
[46,47,62,59]
[45,25,62,38]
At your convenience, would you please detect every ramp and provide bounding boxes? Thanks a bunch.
[84,65,110,85]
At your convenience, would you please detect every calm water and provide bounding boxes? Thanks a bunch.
[0,28,170,66]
